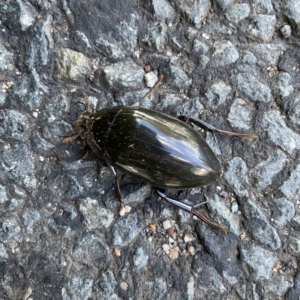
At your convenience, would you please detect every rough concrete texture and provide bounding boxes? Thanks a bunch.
[0,0,299,299]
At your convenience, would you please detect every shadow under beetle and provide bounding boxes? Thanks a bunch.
[63,75,257,233]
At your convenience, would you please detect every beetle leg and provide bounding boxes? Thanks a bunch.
[131,74,164,107]
[193,201,208,208]
[62,133,80,143]
[83,92,90,111]
[212,132,221,154]
[79,150,90,160]
[190,209,228,233]
[107,163,125,216]
[191,117,258,139]
[179,116,257,139]
[156,190,227,233]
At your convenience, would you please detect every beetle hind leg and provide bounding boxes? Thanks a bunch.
[156,189,227,233]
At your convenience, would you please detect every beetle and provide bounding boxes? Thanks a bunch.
[63,75,257,233]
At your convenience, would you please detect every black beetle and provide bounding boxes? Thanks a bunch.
[64,76,257,233]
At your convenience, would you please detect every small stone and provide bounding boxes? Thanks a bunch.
[240,232,246,240]
[162,219,173,230]
[272,72,294,98]
[273,262,281,272]
[145,71,158,88]
[168,246,180,260]
[225,3,250,23]
[184,234,194,243]
[120,282,128,291]
[162,244,170,253]
[168,65,192,90]
[205,81,232,109]
[142,22,167,51]
[103,61,145,89]
[187,245,196,255]
[112,212,146,247]
[133,247,149,269]
[149,224,156,231]
[262,111,300,155]
[124,205,132,213]
[231,201,239,213]
[284,0,300,36]
[212,41,239,66]
[273,198,295,227]
[143,205,154,220]
[281,24,292,38]
[54,48,91,83]
[251,149,287,190]
[289,237,300,255]
[144,65,151,72]
[240,244,277,280]
[224,157,250,197]
[0,243,9,262]
[248,15,276,42]
[192,39,209,54]
[79,197,114,229]
[166,226,176,237]
[114,248,121,257]
[227,98,254,130]
[95,33,125,60]
[230,72,271,103]
[119,206,125,217]
[214,0,233,10]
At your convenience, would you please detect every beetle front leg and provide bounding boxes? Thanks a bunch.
[62,133,80,143]
[107,162,125,216]
[131,74,164,107]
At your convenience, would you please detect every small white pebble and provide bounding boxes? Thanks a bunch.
[202,33,209,39]
[183,234,194,243]
[168,246,180,260]
[119,206,125,216]
[162,244,170,253]
[114,247,121,256]
[144,71,158,88]
[124,205,131,213]
[231,201,239,213]
[162,219,172,230]
[120,282,128,291]
[119,205,131,216]
[187,245,196,255]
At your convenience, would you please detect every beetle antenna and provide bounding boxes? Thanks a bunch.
[132,74,164,107]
